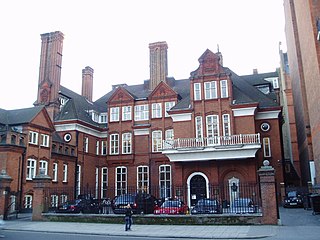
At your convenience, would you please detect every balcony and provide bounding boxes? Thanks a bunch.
[162,134,261,162]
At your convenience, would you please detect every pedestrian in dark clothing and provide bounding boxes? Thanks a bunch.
[125,204,133,231]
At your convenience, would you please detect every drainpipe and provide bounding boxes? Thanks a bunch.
[74,132,79,200]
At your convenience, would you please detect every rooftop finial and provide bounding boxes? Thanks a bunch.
[217,44,220,53]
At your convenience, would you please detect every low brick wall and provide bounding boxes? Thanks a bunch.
[43,213,263,225]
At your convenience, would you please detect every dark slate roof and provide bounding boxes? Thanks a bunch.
[58,67,278,127]
[0,106,44,125]
[94,77,191,112]
[56,86,107,128]
[227,69,279,108]
[52,132,64,143]
[240,71,278,86]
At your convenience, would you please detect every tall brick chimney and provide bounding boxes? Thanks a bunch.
[81,66,94,101]
[36,31,64,120]
[149,41,168,90]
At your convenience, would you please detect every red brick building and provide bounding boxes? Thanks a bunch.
[0,31,286,213]
[283,0,320,188]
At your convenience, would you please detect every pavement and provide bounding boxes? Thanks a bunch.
[1,208,319,239]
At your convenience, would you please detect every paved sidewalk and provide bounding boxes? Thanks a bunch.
[2,218,277,239]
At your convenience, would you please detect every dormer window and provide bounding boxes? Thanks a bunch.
[265,77,279,89]
[59,96,69,110]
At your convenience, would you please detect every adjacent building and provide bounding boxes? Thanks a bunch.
[283,0,320,187]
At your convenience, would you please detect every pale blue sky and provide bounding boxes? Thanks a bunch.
[0,0,286,110]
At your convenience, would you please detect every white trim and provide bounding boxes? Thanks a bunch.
[55,123,108,138]
[170,113,192,122]
[134,128,150,136]
[163,144,261,162]
[187,172,209,208]
[255,110,281,120]
[232,107,256,117]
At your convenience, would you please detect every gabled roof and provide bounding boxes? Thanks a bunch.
[0,106,44,125]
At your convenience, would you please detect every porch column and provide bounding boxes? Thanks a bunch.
[258,160,278,225]
[32,171,51,221]
[0,170,12,220]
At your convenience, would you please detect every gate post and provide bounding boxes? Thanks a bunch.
[258,160,278,225]
[32,171,51,221]
[0,170,12,220]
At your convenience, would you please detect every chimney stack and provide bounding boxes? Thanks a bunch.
[253,68,258,74]
[149,41,168,90]
[82,66,94,102]
[36,31,64,120]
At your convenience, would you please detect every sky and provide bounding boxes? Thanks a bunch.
[0,0,286,110]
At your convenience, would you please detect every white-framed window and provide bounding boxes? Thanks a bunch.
[52,163,58,182]
[204,81,217,99]
[76,165,81,197]
[152,103,162,118]
[39,160,48,175]
[101,140,107,155]
[122,106,132,121]
[99,113,108,123]
[96,140,99,155]
[110,134,119,155]
[24,195,33,209]
[220,80,229,98]
[265,77,279,89]
[271,78,279,89]
[134,104,149,121]
[40,134,49,147]
[51,195,59,208]
[165,129,174,140]
[26,159,36,180]
[194,83,201,100]
[263,137,271,157]
[206,115,219,145]
[116,166,127,196]
[152,130,162,152]
[137,166,149,193]
[63,164,68,182]
[91,111,99,122]
[165,101,175,117]
[84,137,89,153]
[159,165,171,199]
[195,116,203,139]
[222,114,231,136]
[60,195,68,204]
[122,132,132,154]
[101,167,108,199]
[95,168,99,198]
[28,131,38,145]
[110,107,120,122]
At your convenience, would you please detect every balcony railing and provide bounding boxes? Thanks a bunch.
[162,134,260,150]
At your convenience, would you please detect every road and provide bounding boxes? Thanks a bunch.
[263,207,320,240]
[2,230,207,240]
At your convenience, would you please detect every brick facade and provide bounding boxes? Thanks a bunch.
[0,31,287,221]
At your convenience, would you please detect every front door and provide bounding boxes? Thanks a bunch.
[190,175,207,206]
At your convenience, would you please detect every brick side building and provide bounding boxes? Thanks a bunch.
[283,0,320,187]
[0,31,286,213]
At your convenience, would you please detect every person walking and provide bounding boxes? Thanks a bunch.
[125,204,133,231]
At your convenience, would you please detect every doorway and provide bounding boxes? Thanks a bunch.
[188,173,209,207]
